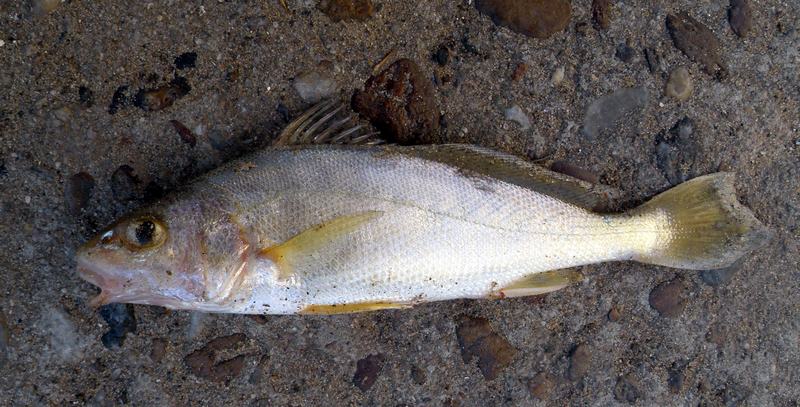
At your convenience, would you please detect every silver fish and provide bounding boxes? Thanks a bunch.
[76,102,769,314]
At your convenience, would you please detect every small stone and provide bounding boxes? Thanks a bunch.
[78,86,94,108]
[65,172,95,215]
[700,258,744,286]
[410,365,427,385]
[504,105,531,130]
[550,161,599,184]
[668,361,688,393]
[170,120,197,147]
[644,47,662,74]
[318,0,374,21]
[512,63,528,82]
[581,87,648,139]
[607,306,621,322]
[615,43,635,63]
[174,52,197,69]
[133,77,191,112]
[666,12,727,79]
[352,58,439,144]
[551,66,565,85]
[728,0,752,38]
[432,44,450,66]
[293,68,339,104]
[567,344,591,381]
[614,374,641,403]
[108,85,130,114]
[150,338,167,363]
[98,303,137,349]
[528,372,556,399]
[456,316,517,381]
[649,278,687,318]
[475,0,572,39]
[352,353,384,391]
[0,309,9,368]
[591,0,612,30]
[665,67,693,101]
[184,333,246,383]
[110,165,140,202]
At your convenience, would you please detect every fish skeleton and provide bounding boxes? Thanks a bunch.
[76,101,769,314]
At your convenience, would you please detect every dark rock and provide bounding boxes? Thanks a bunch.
[65,172,95,215]
[654,117,697,185]
[528,372,555,399]
[78,86,94,108]
[110,165,140,202]
[98,303,137,349]
[728,0,752,38]
[550,161,600,184]
[352,58,439,144]
[567,344,591,381]
[666,12,727,79]
[174,52,197,70]
[318,0,374,22]
[607,306,621,322]
[581,87,648,139]
[352,353,384,391]
[668,360,688,393]
[133,77,191,112]
[614,374,641,403]
[648,278,687,318]
[615,43,635,63]
[108,85,130,114]
[0,309,8,368]
[276,103,291,122]
[591,0,612,30]
[644,47,662,74]
[150,338,167,363]
[475,0,571,39]
[700,258,744,286]
[184,333,247,382]
[410,365,427,385]
[432,44,450,66]
[456,316,517,381]
[170,120,197,147]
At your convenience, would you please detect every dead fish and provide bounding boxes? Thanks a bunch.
[76,101,769,314]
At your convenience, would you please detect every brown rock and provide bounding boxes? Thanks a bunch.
[728,0,752,38]
[567,344,591,381]
[133,77,191,112]
[475,0,571,39]
[591,0,612,30]
[184,333,246,382]
[150,338,167,363]
[170,120,197,147]
[456,316,517,380]
[318,0,374,22]
[511,62,528,82]
[65,172,95,215]
[528,372,556,399]
[666,12,727,79]
[607,306,621,322]
[352,353,384,391]
[649,278,687,318]
[352,59,439,144]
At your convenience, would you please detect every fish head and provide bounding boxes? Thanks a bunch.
[76,200,235,310]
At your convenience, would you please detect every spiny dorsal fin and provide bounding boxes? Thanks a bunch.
[259,211,383,281]
[394,144,619,210]
[273,98,384,146]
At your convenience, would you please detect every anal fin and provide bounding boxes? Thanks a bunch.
[494,269,584,298]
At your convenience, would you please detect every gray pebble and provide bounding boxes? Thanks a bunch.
[293,69,339,104]
[582,87,648,139]
[665,67,693,101]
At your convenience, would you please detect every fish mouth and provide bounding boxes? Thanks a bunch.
[76,255,120,307]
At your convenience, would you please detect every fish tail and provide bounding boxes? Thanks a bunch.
[631,173,770,270]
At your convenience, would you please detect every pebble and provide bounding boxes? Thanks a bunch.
[666,12,727,79]
[700,258,743,286]
[668,360,689,393]
[174,52,198,70]
[591,0,612,30]
[98,303,137,349]
[410,365,427,385]
[665,67,693,101]
[352,353,385,391]
[644,47,663,74]
[318,0,374,21]
[170,120,198,147]
[614,374,641,403]
[567,344,591,381]
[133,77,191,112]
[512,63,528,82]
[432,44,450,66]
[352,58,439,144]
[528,372,556,399]
[504,105,531,131]
[654,117,697,185]
[0,309,8,368]
[78,86,94,108]
[293,68,339,104]
[615,43,635,63]
[551,66,565,85]
[184,333,246,383]
[110,165,140,202]
[65,172,95,215]
[150,338,167,363]
[456,316,517,381]
[648,278,687,318]
[607,306,621,322]
[581,87,648,139]
[729,0,753,38]
[474,0,571,39]
[108,85,130,115]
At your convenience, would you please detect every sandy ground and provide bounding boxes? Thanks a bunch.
[1,0,798,405]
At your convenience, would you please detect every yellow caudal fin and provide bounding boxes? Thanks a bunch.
[631,173,770,270]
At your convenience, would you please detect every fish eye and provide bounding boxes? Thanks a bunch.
[123,216,167,250]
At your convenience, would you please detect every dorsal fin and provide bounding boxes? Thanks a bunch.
[393,144,619,210]
[273,99,384,146]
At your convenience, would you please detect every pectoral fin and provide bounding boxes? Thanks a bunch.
[494,269,584,298]
[259,211,383,281]
[300,301,412,315]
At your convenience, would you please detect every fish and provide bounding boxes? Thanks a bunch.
[76,100,770,314]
